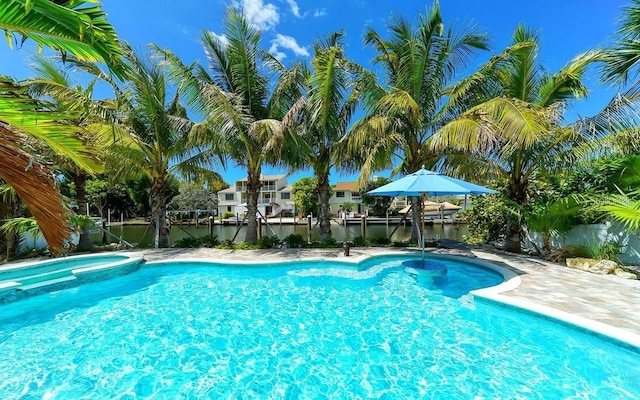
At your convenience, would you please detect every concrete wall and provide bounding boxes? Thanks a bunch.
[529,222,640,265]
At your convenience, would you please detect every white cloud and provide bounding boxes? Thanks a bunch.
[208,32,229,48]
[285,0,301,18]
[271,34,309,57]
[241,0,279,31]
[314,8,327,17]
[269,43,287,61]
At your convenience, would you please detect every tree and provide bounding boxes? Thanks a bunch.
[108,45,221,247]
[170,183,225,211]
[292,177,318,217]
[344,2,489,242]
[360,177,394,216]
[430,26,598,252]
[0,184,23,260]
[156,8,296,243]
[282,32,369,241]
[0,0,123,254]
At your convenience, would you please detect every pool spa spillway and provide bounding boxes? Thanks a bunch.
[0,253,638,398]
[0,253,143,304]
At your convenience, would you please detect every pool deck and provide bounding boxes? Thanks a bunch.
[135,245,640,343]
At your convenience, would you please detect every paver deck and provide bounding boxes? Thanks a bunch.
[137,246,640,337]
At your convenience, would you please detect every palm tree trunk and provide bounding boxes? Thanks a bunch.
[505,179,527,253]
[150,175,169,247]
[74,171,88,215]
[316,172,332,241]
[410,196,422,244]
[6,198,22,259]
[73,171,93,249]
[244,170,261,244]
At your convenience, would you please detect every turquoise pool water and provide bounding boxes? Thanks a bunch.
[0,255,639,398]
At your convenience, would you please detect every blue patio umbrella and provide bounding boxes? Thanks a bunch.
[368,167,497,267]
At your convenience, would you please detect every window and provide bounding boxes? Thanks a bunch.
[336,191,345,198]
[263,193,271,199]
[227,206,232,212]
[225,193,234,201]
[281,192,290,200]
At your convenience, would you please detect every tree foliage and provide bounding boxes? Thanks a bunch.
[360,177,394,216]
[292,177,318,216]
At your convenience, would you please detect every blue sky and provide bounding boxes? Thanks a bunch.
[0,0,632,185]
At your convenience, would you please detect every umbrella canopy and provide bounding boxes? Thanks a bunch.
[368,167,497,197]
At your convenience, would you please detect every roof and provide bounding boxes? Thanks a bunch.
[334,182,360,192]
[280,185,293,192]
[218,187,235,193]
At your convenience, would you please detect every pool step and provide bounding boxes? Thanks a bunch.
[17,275,77,291]
[15,268,74,285]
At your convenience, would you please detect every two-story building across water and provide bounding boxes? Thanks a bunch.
[217,174,295,218]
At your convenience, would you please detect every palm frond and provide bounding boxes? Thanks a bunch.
[0,0,124,77]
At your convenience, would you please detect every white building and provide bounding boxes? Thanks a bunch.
[329,182,364,215]
[217,174,295,218]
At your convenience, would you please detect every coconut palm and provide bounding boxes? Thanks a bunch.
[109,45,222,247]
[344,2,489,242]
[156,9,295,244]
[0,0,122,254]
[282,32,370,241]
[24,55,121,249]
[1,0,123,73]
[430,26,599,252]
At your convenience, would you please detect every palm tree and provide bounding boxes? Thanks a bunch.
[108,45,222,248]
[1,0,123,75]
[430,26,598,252]
[157,9,295,244]
[0,0,122,254]
[344,2,489,242]
[282,32,369,241]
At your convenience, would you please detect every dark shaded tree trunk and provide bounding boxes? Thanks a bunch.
[74,171,88,215]
[316,172,332,241]
[150,175,169,248]
[73,171,93,250]
[5,199,22,259]
[76,228,94,251]
[244,170,262,244]
[504,177,528,253]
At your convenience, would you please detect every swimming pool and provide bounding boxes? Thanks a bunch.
[0,255,638,398]
[0,253,143,304]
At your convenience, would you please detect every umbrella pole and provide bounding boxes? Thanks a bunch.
[421,193,425,260]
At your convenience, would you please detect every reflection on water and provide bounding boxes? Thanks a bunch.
[93,222,469,247]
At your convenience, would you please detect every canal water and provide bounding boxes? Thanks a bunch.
[94,223,469,247]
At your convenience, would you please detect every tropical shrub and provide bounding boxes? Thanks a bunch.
[283,234,306,248]
[258,235,280,249]
[369,236,391,246]
[174,236,201,248]
[199,235,220,248]
[221,211,235,219]
[459,195,518,245]
[566,240,625,262]
[352,236,368,247]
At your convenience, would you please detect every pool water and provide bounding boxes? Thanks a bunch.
[0,256,639,399]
